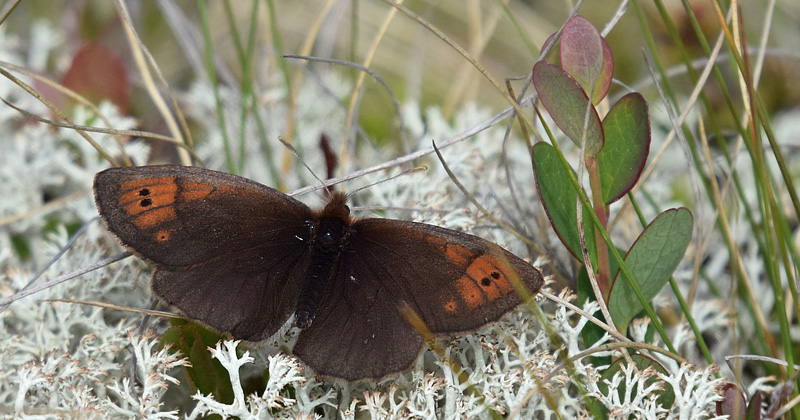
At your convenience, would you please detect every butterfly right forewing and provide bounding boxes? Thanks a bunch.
[95,166,316,341]
[94,165,313,269]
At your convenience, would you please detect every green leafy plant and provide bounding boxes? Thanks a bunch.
[531,16,692,336]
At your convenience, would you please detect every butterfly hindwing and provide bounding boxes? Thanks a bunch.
[293,218,543,380]
[292,269,423,380]
[152,251,311,341]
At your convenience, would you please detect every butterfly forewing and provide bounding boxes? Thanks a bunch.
[95,166,315,340]
[94,166,313,269]
[346,219,543,333]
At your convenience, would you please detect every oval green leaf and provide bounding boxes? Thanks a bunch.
[608,208,693,332]
[532,142,597,265]
[598,92,650,204]
[162,320,235,403]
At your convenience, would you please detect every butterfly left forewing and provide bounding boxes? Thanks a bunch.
[345,218,543,334]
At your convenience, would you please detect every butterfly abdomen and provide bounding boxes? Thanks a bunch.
[295,215,351,329]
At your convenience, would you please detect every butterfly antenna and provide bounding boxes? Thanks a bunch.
[346,166,428,198]
[278,136,330,192]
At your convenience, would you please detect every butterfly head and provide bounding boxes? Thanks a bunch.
[312,194,352,252]
[320,191,351,221]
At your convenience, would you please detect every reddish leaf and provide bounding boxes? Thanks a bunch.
[542,32,561,66]
[716,383,746,420]
[746,391,762,420]
[61,42,130,114]
[592,38,614,104]
[319,133,338,195]
[560,16,603,97]
[532,61,604,156]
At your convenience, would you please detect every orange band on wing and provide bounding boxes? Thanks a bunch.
[179,182,215,201]
[117,177,185,229]
[131,207,178,229]
[119,179,176,205]
[445,243,470,266]
[454,255,514,309]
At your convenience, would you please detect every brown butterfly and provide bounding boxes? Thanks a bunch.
[93,165,543,381]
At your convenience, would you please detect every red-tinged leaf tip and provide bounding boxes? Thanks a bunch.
[591,38,614,104]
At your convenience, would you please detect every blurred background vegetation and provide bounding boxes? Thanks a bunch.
[4,0,797,150]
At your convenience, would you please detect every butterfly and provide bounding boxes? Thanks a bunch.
[93,165,544,381]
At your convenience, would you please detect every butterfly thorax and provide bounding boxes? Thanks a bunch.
[295,194,353,329]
